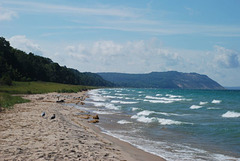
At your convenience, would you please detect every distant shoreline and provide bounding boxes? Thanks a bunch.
[224,87,240,90]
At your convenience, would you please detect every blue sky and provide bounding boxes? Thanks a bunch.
[1,0,240,86]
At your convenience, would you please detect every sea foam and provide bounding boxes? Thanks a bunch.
[90,95,106,102]
[131,107,139,111]
[212,100,222,104]
[131,115,155,123]
[117,120,133,124]
[137,110,154,116]
[222,111,240,118]
[89,102,106,107]
[166,94,182,98]
[190,105,203,109]
[200,101,208,105]
[144,99,174,104]
[145,95,188,102]
[157,118,182,125]
[132,110,186,125]
[104,95,117,99]
[207,107,221,110]
[93,111,116,115]
[111,100,138,104]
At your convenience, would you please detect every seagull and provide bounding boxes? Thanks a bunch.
[41,112,45,117]
[50,114,56,120]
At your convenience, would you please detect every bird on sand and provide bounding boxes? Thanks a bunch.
[41,112,45,117]
[50,114,56,120]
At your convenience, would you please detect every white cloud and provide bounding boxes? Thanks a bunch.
[63,40,182,73]
[0,7,17,21]
[3,1,139,18]
[214,45,240,68]
[9,35,43,56]
[91,41,123,56]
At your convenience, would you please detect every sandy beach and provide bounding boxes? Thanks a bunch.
[0,92,165,161]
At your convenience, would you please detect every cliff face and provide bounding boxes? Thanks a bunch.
[98,71,225,90]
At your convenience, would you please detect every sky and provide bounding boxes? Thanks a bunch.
[1,0,240,86]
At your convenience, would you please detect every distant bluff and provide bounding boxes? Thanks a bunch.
[97,71,225,90]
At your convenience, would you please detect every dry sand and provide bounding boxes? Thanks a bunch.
[0,92,165,161]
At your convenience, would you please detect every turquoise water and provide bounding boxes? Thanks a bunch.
[80,88,240,160]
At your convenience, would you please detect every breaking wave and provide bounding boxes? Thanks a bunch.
[190,105,203,109]
[222,111,240,118]
[117,120,133,124]
[212,100,222,104]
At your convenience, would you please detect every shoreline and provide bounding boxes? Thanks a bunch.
[0,92,165,161]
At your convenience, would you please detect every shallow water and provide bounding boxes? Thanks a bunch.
[76,88,240,161]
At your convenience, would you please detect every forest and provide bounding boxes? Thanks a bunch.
[0,37,113,87]
[98,72,224,89]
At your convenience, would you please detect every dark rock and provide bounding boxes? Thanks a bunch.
[92,114,99,119]
[56,100,64,103]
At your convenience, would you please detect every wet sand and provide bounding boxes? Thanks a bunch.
[0,92,165,161]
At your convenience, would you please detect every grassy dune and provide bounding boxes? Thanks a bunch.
[0,81,96,111]
[0,81,96,94]
[0,92,30,111]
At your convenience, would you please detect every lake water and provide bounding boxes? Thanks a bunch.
[76,88,240,161]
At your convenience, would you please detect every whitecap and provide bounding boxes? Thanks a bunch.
[137,110,155,116]
[222,111,240,118]
[131,114,188,125]
[200,101,208,105]
[131,107,139,111]
[104,95,117,99]
[145,96,187,102]
[166,94,182,98]
[212,100,222,104]
[121,101,138,104]
[190,105,203,109]
[88,89,99,95]
[116,97,123,99]
[86,101,106,107]
[145,96,162,100]
[111,100,121,103]
[157,112,183,116]
[117,120,133,124]
[115,93,128,96]
[111,100,138,104]
[90,95,106,102]
[105,103,121,110]
[156,94,162,96]
[207,107,221,110]
[144,99,174,104]
[157,118,182,125]
[100,91,110,95]
[131,115,155,123]
[87,101,121,110]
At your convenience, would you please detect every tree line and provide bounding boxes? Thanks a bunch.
[0,37,113,87]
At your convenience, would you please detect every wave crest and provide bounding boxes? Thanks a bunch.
[190,105,203,109]
[222,111,240,118]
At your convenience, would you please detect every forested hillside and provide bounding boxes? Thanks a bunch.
[0,37,113,87]
[98,72,225,89]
